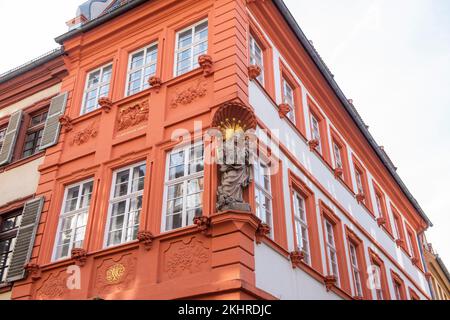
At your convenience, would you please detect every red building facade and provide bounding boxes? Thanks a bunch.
[6,0,432,300]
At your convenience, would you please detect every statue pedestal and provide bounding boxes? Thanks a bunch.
[219,202,251,212]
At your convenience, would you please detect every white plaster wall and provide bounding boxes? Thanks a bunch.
[250,81,430,299]
[0,83,61,119]
[0,157,44,207]
[255,243,342,300]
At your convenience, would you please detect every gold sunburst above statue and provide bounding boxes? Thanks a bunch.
[220,118,247,141]
[212,101,257,141]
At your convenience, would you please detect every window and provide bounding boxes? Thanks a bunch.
[392,207,405,245]
[163,144,204,231]
[393,280,405,300]
[106,163,146,247]
[372,264,384,300]
[54,180,93,260]
[310,114,322,154]
[249,35,264,83]
[126,43,158,96]
[355,168,364,195]
[282,79,296,123]
[175,20,208,76]
[0,210,22,283]
[324,220,339,285]
[409,288,420,300]
[349,242,363,297]
[374,190,386,220]
[333,141,343,171]
[82,64,113,115]
[369,249,390,300]
[21,108,48,159]
[405,226,421,265]
[254,159,273,235]
[0,126,6,151]
[352,157,373,212]
[293,192,310,265]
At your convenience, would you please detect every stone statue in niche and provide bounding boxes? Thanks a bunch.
[212,101,257,213]
[216,126,253,212]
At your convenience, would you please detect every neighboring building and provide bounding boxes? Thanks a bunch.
[0,49,66,300]
[423,238,450,300]
[6,0,435,300]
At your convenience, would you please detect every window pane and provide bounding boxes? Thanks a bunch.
[114,170,130,197]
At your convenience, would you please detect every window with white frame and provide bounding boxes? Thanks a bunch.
[372,264,384,300]
[282,79,296,123]
[375,192,384,219]
[349,242,363,297]
[355,167,364,194]
[82,64,113,115]
[406,231,415,257]
[249,35,264,83]
[310,114,322,154]
[106,163,146,247]
[54,179,94,260]
[163,143,204,231]
[126,43,158,96]
[324,220,340,285]
[293,192,310,265]
[333,141,343,170]
[254,159,273,235]
[175,20,208,77]
[393,280,403,300]
[0,126,7,152]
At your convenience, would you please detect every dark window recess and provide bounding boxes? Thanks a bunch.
[0,210,23,283]
[22,109,48,159]
[0,127,7,151]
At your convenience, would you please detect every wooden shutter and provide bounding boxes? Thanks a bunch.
[39,92,68,150]
[0,111,22,166]
[6,197,44,282]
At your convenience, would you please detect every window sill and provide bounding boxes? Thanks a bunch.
[0,152,45,173]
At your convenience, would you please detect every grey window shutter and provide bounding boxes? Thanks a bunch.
[0,110,22,166]
[39,92,68,150]
[6,197,44,282]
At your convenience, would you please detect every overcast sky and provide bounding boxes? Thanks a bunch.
[0,1,449,265]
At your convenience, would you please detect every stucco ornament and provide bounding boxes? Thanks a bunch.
[212,102,257,213]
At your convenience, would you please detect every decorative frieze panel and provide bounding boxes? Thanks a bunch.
[117,100,149,132]
[35,270,69,300]
[169,80,208,108]
[92,253,137,296]
[161,236,211,281]
[70,122,99,146]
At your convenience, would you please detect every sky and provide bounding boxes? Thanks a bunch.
[0,1,449,265]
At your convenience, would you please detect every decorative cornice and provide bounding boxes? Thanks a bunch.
[334,167,344,179]
[256,222,271,244]
[289,250,305,269]
[324,275,337,292]
[99,97,113,113]
[278,103,291,119]
[59,115,73,132]
[248,65,262,80]
[356,193,366,204]
[137,231,154,251]
[25,263,42,281]
[193,216,212,236]
[198,54,214,77]
[71,248,88,267]
[376,217,386,227]
[308,139,320,152]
